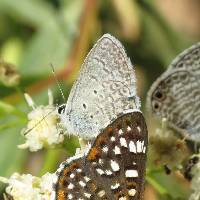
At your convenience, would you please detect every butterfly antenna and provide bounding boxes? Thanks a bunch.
[23,108,56,135]
[50,63,66,102]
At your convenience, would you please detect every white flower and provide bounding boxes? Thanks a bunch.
[0,172,56,200]
[189,153,200,200]
[39,173,56,200]
[18,90,65,152]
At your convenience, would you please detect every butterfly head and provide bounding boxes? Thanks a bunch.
[58,104,66,115]
[57,103,98,139]
[57,104,76,137]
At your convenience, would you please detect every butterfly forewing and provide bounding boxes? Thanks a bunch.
[55,112,148,200]
[147,42,200,141]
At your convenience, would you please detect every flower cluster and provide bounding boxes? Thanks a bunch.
[148,118,189,170]
[0,173,56,200]
[18,90,65,152]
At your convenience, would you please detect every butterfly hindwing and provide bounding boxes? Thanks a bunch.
[55,112,148,200]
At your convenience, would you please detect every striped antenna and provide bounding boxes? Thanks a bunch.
[50,63,66,102]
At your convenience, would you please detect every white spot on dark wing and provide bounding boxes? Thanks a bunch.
[92,161,97,166]
[105,170,113,175]
[111,136,116,141]
[127,126,131,131]
[111,182,120,189]
[98,190,105,197]
[96,168,104,175]
[113,146,121,154]
[98,158,103,165]
[141,140,144,151]
[102,146,108,153]
[125,169,138,177]
[84,176,90,182]
[118,129,123,135]
[137,126,141,132]
[84,192,91,198]
[119,196,127,200]
[143,146,146,153]
[120,137,127,147]
[77,168,82,173]
[68,194,73,199]
[129,141,136,153]
[79,180,86,187]
[128,188,136,196]
[69,173,75,178]
[68,183,74,189]
[136,140,142,153]
[110,160,120,172]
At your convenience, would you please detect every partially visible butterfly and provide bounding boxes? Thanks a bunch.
[147,42,200,142]
[53,111,148,200]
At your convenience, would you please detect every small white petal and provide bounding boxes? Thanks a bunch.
[48,89,54,105]
[24,93,35,109]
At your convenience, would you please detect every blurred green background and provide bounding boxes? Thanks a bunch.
[0,0,199,199]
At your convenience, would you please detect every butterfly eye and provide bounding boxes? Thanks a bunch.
[58,104,66,114]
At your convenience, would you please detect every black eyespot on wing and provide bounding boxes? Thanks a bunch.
[58,104,66,114]
[152,101,161,112]
[155,91,163,99]
[154,103,159,109]
[153,89,166,101]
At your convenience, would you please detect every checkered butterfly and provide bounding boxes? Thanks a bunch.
[53,111,148,200]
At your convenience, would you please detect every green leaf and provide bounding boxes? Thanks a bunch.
[0,0,55,28]
[20,23,70,77]
[0,125,27,190]
[0,100,26,118]
[147,170,190,199]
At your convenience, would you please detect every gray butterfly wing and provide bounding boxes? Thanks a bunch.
[168,42,200,72]
[147,42,200,141]
[61,34,140,139]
